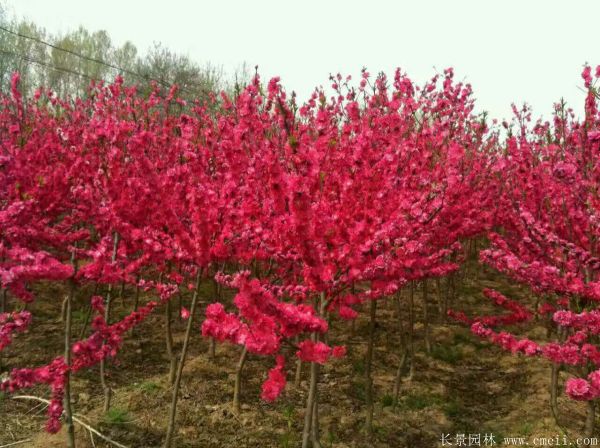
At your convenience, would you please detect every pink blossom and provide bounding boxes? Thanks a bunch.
[261,355,286,402]
[565,378,592,400]
[180,307,190,320]
[332,345,347,358]
[296,340,332,364]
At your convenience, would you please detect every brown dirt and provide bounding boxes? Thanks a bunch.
[0,263,596,447]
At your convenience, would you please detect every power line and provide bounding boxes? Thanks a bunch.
[0,24,212,95]
[1,48,98,83]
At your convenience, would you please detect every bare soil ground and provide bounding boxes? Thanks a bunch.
[0,263,595,447]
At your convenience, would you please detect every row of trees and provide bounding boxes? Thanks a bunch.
[0,5,235,100]
[1,64,600,447]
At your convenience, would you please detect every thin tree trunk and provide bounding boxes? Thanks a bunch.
[473,239,480,282]
[208,337,216,359]
[165,298,176,385]
[302,350,320,448]
[78,303,92,340]
[60,296,68,323]
[63,251,78,448]
[462,240,470,279]
[295,358,303,388]
[294,336,302,387]
[585,400,595,437]
[1,288,6,313]
[177,291,183,323]
[408,282,415,380]
[78,283,99,340]
[550,327,566,426]
[133,279,140,312]
[164,270,202,448]
[302,293,325,448]
[364,299,377,437]
[0,288,5,372]
[0,290,3,372]
[119,281,126,307]
[130,278,141,338]
[207,278,219,358]
[323,310,330,345]
[422,279,432,354]
[435,277,445,321]
[232,346,248,414]
[444,274,453,320]
[393,293,408,405]
[100,232,120,414]
[550,363,560,424]
[311,382,322,448]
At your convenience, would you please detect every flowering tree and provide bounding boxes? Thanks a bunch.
[450,66,600,436]
[5,62,599,447]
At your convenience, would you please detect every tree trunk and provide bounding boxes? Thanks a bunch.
[207,277,219,358]
[232,346,248,414]
[119,281,126,307]
[133,278,140,312]
[60,296,68,323]
[393,293,408,405]
[295,358,303,387]
[302,293,325,448]
[78,283,98,340]
[364,299,377,438]
[165,298,176,385]
[422,279,432,354]
[445,274,454,320]
[294,336,303,387]
[0,288,6,371]
[311,382,322,448]
[408,282,415,380]
[177,291,184,323]
[550,327,565,426]
[1,288,6,313]
[208,337,216,359]
[302,350,320,448]
[164,270,202,448]
[63,251,78,448]
[585,400,595,437]
[435,278,445,321]
[100,232,120,414]
[130,278,141,339]
[550,363,560,424]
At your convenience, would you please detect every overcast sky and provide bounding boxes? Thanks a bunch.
[2,0,598,121]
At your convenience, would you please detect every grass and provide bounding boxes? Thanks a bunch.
[105,407,131,425]
[453,330,489,350]
[431,344,463,364]
[279,405,296,448]
[398,393,441,411]
[352,358,365,375]
[443,399,464,418]
[380,394,395,407]
[373,425,389,438]
[136,381,161,393]
[519,422,533,436]
[71,308,88,322]
[452,331,473,345]
[349,379,366,401]
[324,430,337,448]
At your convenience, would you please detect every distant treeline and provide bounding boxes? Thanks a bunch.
[0,5,249,100]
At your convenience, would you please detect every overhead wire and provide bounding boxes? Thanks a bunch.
[0,24,213,96]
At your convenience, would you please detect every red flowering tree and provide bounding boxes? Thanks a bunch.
[450,65,600,436]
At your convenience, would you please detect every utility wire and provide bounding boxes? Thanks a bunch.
[1,48,98,84]
[0,24,212,95]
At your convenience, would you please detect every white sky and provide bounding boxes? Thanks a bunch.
[3,0,599,121]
